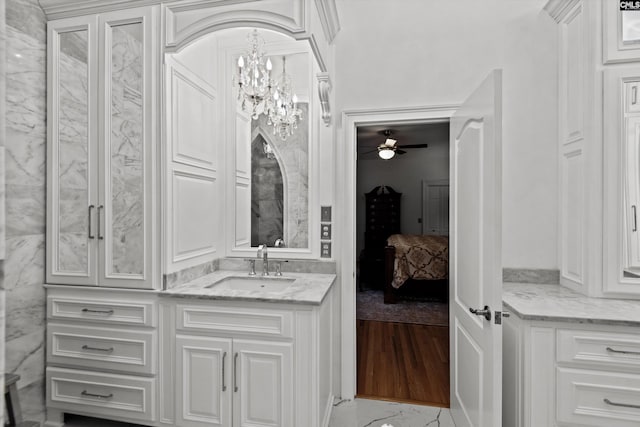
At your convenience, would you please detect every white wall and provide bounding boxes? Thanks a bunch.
[356,137,449,256]
[335,0,559,269]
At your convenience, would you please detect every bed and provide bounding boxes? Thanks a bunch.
[383,234,449,304]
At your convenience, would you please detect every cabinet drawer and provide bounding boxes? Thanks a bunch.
[557,329,640,371]
[176,304,293,338]
[48,295,155,327]
[557,367,640,427]
[46,367,155,422]
[47,323,156,375]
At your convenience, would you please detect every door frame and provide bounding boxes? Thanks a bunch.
[339,105,459,399]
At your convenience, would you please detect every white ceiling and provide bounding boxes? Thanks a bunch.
[356,121,450,159]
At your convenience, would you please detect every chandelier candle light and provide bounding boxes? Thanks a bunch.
[235,29,273,118]
[267,56,303,140]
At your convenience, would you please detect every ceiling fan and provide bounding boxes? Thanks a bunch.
[365,130,429,160]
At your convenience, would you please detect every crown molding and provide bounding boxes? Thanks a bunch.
[544,0,581,23]
[313,0,340,43]
[39,0,164,18]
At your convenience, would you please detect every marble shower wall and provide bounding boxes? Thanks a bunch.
[0,0,7,423]
[5,0,47,393]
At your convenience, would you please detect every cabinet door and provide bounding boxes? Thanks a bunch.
[176,335,232,427]
[98,7,157,288]
[46,16,99,286]
[604,0,640,64]
[233,339,293,427]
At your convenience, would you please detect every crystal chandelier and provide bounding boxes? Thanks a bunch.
[234,30,273,119]
[266,56,303,140]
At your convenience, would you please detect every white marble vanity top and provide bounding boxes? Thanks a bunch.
[503,282,640,326]
[161,270,335,305]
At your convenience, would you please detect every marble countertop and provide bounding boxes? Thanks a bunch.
[161,270,336,305]
[503,282,640,326]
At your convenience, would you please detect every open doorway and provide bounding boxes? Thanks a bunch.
[354,121,450,407]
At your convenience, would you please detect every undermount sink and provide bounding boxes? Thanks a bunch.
[207,276,296,292]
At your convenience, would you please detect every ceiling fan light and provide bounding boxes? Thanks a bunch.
[378,147,395,160]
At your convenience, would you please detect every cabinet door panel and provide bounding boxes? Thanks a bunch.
[176,335,231,427]
[99,7,156,288]
[47,16,98,285]
[233,339,293,427]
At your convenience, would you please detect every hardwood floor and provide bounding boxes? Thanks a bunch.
[356,319,450,407]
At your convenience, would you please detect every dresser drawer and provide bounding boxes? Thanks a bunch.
[47,323,156,375]
[557,329,640,371]
[46,367,155,422]
[557,367,640,427]
[176,304,293,338]
[48,295,155,327]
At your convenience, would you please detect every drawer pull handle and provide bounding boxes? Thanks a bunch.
[606,346,640,355]
[81,390,113,399]
[234,352,239,392]
[604,398,640,409]
[82,345,114,353]
[222,351,227,392]
[81,308,114,316]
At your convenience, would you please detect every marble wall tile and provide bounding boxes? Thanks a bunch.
[5,328,45,388]
[5,184,44,236]
[5,282,45,341]
[5,0,47,405]
[4,235,45,291]
[6,0,45,44]
[5,25,46,187]
[0,0,7,422]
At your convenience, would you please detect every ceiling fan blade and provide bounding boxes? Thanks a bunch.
[396,149,407,155]
[400,143,429,149]
[361,148,379,155]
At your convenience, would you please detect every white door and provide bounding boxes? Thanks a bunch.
[449,70,503,427]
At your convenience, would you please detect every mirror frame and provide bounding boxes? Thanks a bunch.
[221,34,321,259]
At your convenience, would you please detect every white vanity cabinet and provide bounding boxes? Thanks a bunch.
[165,294,334,427]
[46,5,159,290]
[504,314,640,427]
[44,286,159,426]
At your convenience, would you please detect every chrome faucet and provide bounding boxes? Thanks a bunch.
[257,244,269,276]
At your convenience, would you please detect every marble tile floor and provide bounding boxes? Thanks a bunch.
[18,393,455,427]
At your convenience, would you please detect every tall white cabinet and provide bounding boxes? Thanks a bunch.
[548,0,640,298]
[46,6,159,290]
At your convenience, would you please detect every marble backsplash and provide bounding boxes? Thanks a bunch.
[164,257,337,289]
[502,268,559,284]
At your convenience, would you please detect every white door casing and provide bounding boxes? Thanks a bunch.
[449,70,503,427]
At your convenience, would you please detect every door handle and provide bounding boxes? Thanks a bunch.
[469,305,492,321]
[233,352,239,392]
[97,205,104,240]
[88,205,95,239]
[222,351,227,392]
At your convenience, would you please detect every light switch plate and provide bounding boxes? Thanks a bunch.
[321,242,331,258]
[321,206,332,222]
[321,223,332,239]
